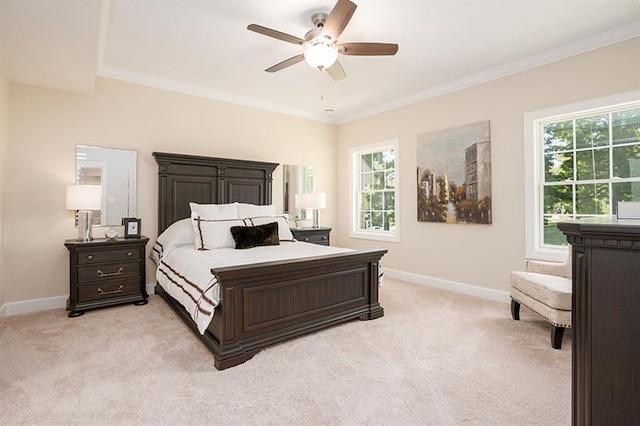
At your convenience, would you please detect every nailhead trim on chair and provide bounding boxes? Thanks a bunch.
[511,296,572,329]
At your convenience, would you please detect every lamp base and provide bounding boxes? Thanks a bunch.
[77,210,93,241]
[312,209,320,228]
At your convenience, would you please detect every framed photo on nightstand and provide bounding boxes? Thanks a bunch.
[123,218,141,238]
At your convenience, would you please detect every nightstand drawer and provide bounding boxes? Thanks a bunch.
[77,261,140,284]
[77,248,140,265]
[298,233,329,245]
[291,228,331,246]
[77,278,140,302]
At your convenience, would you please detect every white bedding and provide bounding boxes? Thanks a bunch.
[155,241,353,334]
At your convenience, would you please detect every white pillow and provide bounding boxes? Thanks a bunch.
[246,216,295,241]
[151,218,193,262]
[238,203,276,218]
[189,202,239,220]
[192,218,246,250]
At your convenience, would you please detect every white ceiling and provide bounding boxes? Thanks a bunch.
[1,1,639,124]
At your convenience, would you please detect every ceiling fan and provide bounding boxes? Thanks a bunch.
[247,0,398,81]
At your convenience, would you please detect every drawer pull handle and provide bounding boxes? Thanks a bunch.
[304,238,310,241]
[97,285,124,295]
[321,237,327,240]
[87,255,94,260]
[97,267,124,278]
[127,252,132,256]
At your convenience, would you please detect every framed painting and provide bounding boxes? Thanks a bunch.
[417,121,492,224]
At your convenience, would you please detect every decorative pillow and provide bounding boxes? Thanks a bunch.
[192,218,247,250]
[237,203,276,218]
[189,202,239,220]
[246,215,295,241]
[151,218,193,262]
[230,222,280,249]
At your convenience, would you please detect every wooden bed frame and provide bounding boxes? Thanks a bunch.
[153,152,386,370]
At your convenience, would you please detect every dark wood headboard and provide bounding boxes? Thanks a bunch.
[153,152,279,234]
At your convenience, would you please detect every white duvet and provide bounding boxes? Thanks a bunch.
[156,242,353,334]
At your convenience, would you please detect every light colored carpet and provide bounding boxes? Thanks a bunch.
[0,278,571,425]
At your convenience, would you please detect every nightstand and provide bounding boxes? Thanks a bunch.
[290,227,331,246]
[64,236,149,317]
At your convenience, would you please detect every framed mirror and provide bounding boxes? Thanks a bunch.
[76,145,137,226]
[283,164,314,220]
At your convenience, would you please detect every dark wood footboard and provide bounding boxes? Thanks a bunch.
[156,248,386,370]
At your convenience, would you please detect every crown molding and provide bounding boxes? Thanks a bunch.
[97,65,337,124]
[337,22,640,124]
[97,22,638,126]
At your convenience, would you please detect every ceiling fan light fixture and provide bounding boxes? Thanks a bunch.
[304,41,338,70]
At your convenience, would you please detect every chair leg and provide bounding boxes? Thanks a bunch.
[511,299,520,320]
[551,326,565,349]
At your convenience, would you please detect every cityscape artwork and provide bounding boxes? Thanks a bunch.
[417,121,492,224]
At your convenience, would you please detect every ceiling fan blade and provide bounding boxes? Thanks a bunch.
[247,24,304,45]
[325,60,347,81]
[338,42,399,56]
[265,54,305,73]
[322,0,357,40]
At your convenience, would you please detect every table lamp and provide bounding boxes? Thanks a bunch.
[66,185,102,241]
[295,192,326,228]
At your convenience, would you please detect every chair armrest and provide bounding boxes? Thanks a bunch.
[526,259,571,278]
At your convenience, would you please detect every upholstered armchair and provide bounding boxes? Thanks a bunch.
[510,251,572,349]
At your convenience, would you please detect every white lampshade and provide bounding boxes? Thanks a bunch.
[295,192,327,209]
[304,42,338,70]
[66,185,102,210]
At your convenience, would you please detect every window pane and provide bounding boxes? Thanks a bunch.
[373,172,385,190]
[543,216,569,247]
[361,154,372,172]
[371,211,383,228]
[576,148,609,180]
[361,192,371,210]
[359,211,370,230]
[372,152,384,171]
[385,171,395,189]
[612,181,640,214]
[612,145,640,178]
[543,120,573,152]
[576,183,609,215]
[384,191,395,211]
[384,211,395,231]
[361,172,372,191]
[612,107,640,145]
[576,114,609,149]
[384,150,395,169]
[544,152,574,182]
[543,185,573,215]
[371,192,383,210]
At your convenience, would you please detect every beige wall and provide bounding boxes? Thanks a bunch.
[0,68,7,309]
[336,38,640,293]
[4,39,639,305]
[5,78,337,302]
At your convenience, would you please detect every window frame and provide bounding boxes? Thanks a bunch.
[349,139,400,242]
[524,90,640,261]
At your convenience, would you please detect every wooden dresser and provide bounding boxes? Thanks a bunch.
[558,218,640,426]
[65,236,149,317]
[290,227,331,246]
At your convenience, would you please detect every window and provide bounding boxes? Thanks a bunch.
[349,139,399,242]
[524,91,640,261]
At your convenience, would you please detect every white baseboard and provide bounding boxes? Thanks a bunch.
[1,276,507,318]
[0,283,159,318]
[146,282,156,295]
[384,268,510,304]
[2,295,67,317]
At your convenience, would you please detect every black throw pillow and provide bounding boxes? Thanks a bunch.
[230,221,280,249]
